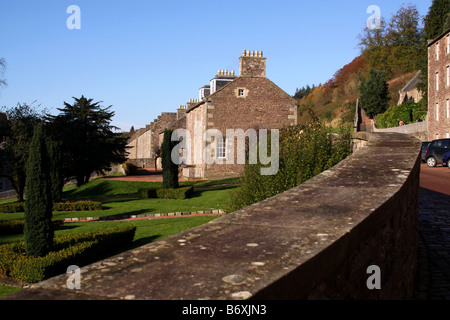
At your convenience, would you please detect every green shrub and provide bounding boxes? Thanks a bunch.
[0,220,64,235]
[227,115,351,212]
[157,186,194,200]
[161,129,179,189]
[0,226,136,283]
[1,201,102,213]
[138,186,194,200]
[137,187,158,199]
[53,201,102,212]
[122,161,138,176]
[0,202,25,213]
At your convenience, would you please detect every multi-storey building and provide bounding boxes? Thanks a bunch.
[427,27,450,140]
[182,50,298,179]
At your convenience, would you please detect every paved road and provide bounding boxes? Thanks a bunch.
[416,163,450,299]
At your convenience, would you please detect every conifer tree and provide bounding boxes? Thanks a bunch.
[47,139,64,203]
[161,129,179,189]
[358,69,390,119]
[24,123,54,257]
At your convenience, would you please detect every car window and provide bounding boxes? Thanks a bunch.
[433,140,443,148]
[444,140,450,148]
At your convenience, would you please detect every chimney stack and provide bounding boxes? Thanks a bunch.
[239,50,266,77]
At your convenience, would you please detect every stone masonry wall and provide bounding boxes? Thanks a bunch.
[200,76,297,179]
[427,29,450,140]
[4,132,421,300]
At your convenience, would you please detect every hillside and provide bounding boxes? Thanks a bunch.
[295,54,421,128]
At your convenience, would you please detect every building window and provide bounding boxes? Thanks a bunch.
[447,132,450,139]
[238,89,245,96]
[436,133,439,140]
[436,103,439,121]
[447,66,449,86]
[447,35,449,54]
[447,99,449,118]
[216,137,226,159]
[436,42,439,60]
[436,72,439,91]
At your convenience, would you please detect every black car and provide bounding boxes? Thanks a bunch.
[421,141,431,162]
[425,138,450,167]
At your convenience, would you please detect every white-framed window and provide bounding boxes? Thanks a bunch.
[436,133,439,140]
[447,35,449,54]
[447,132,450,138]
[436,103,439,121]
[436,72,439,91]
[447,66,450,86]
[447,99,450,118]
[238,89,245,96]
[436,42,439,60]
[216,137,226,159]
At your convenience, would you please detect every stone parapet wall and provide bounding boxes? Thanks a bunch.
[4,132,421,300]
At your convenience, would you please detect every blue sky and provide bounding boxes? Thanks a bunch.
[0,0,432,131]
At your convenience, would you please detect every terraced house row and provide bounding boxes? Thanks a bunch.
[127,50,298,179]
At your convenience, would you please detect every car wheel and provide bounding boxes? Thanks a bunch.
[448,161,450,169]
[427,157,437,167]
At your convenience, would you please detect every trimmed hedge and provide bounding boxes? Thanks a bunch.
[52,201,102,212]
[0,219,64,235]
[0,203,25,213]
[122,161,138,176]
[0,226,136,283]
[138,187,158,199]
[0,201,102,213]
[137,186,194,200]
[156,186,194,200]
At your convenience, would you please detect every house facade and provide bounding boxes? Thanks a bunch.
[181,50,298,179]
[428,28,450,140]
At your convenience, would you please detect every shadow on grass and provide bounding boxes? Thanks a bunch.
[63,182,114,201]
[190,184,238,198]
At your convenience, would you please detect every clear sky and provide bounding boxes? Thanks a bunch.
[0,0,432,132]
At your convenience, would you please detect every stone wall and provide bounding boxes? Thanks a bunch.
[427,28,450,140]
[5,132,421,300]
[372,119,428,141]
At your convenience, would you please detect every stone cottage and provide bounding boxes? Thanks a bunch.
[179,50,298,179]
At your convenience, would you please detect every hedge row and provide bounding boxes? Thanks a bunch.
[0,201,102,213]
[52,201,102,212]
[138,186,194,200]
[0,219,64,235]
[0,226,136,283]
[122,161,138,176]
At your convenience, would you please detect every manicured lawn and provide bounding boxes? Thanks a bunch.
[0,177,238,296]
[0,177,238,246]
[0,215,219,246]
[0,285,22,296]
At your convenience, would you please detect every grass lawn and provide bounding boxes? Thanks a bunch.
[0,285,22,296]
[0,177,238,296]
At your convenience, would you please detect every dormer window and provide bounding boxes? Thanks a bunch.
[236,87,248,98]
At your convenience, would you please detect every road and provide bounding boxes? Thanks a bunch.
[416,162,450,299]
[420,162,450,195]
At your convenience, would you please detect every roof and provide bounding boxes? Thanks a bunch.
[427,27,450,47]
[400,70,421,93]
[186,75,298,114]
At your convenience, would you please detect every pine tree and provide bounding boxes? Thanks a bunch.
[47,139,64,203]
[24,123,54,257]
[161,129,179,189]
[358,69,390,119]
[46,96,128,186]
[424,0,450,40]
